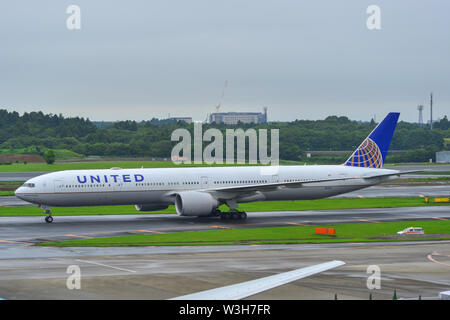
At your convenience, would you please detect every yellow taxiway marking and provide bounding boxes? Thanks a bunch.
[137,229,166,234]
[358,219,380,223]
[432,217,447,221]
[211,226,230,229]
[64,234,91,238]
[285,222,307,226]
[0,239,33,245]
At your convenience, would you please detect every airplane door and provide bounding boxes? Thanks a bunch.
[54,180,64,193]
[200,176,209,188]
[113,176,124,191]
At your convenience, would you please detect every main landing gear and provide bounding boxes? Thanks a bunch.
[220,211,247,221]
[215,199,248,220]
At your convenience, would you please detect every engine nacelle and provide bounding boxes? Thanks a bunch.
[174,191,219,216]
[135,204,169,212]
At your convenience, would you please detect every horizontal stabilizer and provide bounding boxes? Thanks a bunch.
[362,170,423,180]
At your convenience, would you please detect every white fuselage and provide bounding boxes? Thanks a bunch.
[15,165,398,207]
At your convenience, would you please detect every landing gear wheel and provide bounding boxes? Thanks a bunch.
[44,207,53,223]
[212,209,222,217]
[220,211,247,221]
[220,212,230,220]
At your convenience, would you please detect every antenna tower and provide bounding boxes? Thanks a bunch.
[430,92,433,130]
[417,105,424,126]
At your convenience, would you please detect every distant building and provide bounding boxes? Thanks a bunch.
[209,108,268,125]
[436,151,450,163]
[168,117,192,124]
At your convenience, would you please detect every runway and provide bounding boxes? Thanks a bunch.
[1,206,449,246]
[0,206,449,300]
[1,167,449,300]
[0,172,47,182]
[0,240,448,300]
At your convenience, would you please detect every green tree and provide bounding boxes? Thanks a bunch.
[43,150,56,164]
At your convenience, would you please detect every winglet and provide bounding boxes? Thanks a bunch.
[344,112,400,168]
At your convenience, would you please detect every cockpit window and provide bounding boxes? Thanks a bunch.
[22,183,35,188]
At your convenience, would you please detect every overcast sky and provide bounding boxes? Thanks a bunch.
[0,1,449,123]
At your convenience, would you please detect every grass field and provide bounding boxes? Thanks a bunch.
[0,161,262,172]
[39,220,450,247]
[1,197,448,217]
[0,159,449,172]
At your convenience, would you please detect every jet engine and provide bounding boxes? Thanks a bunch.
[135,204,169,212]
[174,191,219,216]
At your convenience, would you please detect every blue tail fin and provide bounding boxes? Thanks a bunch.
[344,112,400,168]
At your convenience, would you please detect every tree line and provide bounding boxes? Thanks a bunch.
[1,109,449,163]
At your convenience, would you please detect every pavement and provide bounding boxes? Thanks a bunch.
[0,240,448,300]
[0,172,47,182]
[1,206,450,246]
[0,205,449,300]
[0,165,449,300]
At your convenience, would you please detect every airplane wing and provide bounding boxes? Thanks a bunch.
[207,170,423,195]
[207,176,356,194]
[170,260,345,300]
[164,170,418,202]
[163,176,358,201]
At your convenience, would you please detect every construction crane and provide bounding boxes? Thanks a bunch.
[213,80,228,123]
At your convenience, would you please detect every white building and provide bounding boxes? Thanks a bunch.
[436,151,450,163]
[209,109,268,125]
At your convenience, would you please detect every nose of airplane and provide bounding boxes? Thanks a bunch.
[15,180,41,204]
[14,182,40,204]
[14,187,30,201]
[14,187,24,199]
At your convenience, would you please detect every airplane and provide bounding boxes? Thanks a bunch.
[15,112,415,223]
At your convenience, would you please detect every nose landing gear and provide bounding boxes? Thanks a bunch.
[44,212,53,223]
[40,205,53,223]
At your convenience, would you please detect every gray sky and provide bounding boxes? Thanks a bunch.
[0,0,449,122]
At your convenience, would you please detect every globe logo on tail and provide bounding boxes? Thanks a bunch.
[345,138,383,168]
